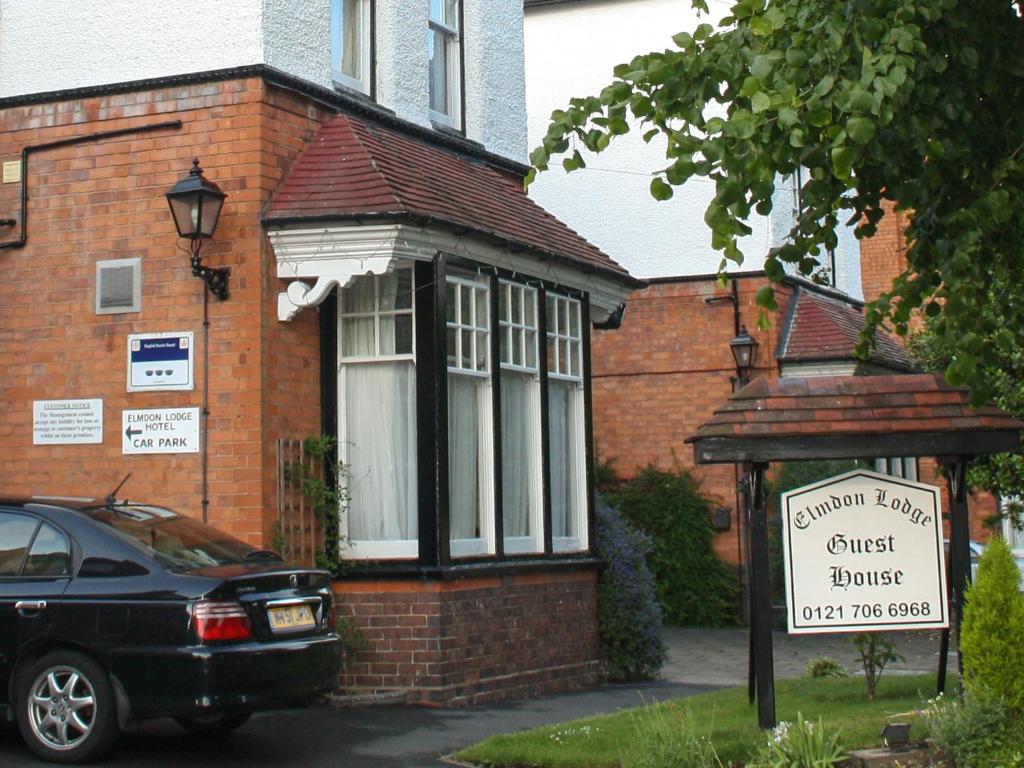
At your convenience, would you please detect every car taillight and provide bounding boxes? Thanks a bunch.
[192,600,253,642]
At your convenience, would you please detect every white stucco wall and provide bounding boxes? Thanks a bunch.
[0,0,265,98]
[0,0,527,161]
[525,0,861,291]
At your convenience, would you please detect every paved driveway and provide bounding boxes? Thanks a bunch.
[0,627,952,766]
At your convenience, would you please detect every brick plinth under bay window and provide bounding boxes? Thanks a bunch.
[333,568,601,706]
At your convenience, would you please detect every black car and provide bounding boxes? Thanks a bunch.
[0,497,341,763]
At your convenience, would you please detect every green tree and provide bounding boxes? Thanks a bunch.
[959,536,1024,709]
[911,318,1024,513]
[530,0,1024,404]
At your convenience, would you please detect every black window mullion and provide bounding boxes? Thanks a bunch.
[537,285,553,555]
[415,257,447,566]
[490,273,504,557]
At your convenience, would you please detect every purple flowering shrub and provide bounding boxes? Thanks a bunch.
[596,496,667,681]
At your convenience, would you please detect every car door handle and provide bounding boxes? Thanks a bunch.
[15,600,47,616]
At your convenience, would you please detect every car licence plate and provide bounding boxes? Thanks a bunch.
[267,603,316,632]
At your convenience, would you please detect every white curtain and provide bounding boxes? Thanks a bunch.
[344,362,417,542]
[548,379,581,540]
[501,371,538,539]
[448,373,489,541]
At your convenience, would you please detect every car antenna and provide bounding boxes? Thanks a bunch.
[106,473,132,506]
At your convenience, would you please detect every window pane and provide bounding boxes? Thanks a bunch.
[447,327,458,367]
[526,330,537,369]
[500,327,509,364]
[547,337,557,375]
[547,295,557,333]
[0,513,38,576]
[379,272,399,312]
[394,269,413,310]
[395,314,413,355]
[342,275,375,314]
[511,286,522,324]
[460,285,472,325]
[548,379,582,541]
[475,287,488,328]
[344,363,418,543]
[428,28,449,115]
[22,524,70,577]
[340,0,362,79]
[502,371,538,540]
[569,302,580,337]
[512,328,523,367]
[379,316,395,355]
[559,299,569,336]
[525,290,536,327]
[449,373,484,540]
[461,329,472,369]
[342,317,375,357]
[475,330,488,371]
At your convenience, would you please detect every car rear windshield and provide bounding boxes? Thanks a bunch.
[85,505,257,571]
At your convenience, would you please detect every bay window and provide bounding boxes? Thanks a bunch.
[499,281,543,554]
[428,0,462,128]
[446,276,494,556]
[546,294,587,552]
[338,268,417,558]
[331,263,591,564]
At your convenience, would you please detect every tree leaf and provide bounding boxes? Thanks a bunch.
[650,176,674,201]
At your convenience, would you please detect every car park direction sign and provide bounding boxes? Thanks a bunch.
[122,407,200,454]
[781,469,948,634]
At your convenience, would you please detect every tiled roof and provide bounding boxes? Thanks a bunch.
[687,374,1024,462]
[778,288,914,371]
[264,113,633,281]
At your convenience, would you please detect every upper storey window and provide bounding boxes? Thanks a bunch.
[332,0,372,95]
[428,0,462,129]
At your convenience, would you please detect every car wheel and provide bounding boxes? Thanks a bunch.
[174,711,251,736]
[16,650,119,764]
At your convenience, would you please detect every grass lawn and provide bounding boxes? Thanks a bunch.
[455,675,940,767]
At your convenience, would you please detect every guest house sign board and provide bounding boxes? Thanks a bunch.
[781,469,948,634]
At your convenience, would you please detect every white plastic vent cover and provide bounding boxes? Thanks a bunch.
[96,258,141,314]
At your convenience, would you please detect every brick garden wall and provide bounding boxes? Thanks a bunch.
[334,569,601,705]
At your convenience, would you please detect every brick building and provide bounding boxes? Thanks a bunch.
[0,2,638,704]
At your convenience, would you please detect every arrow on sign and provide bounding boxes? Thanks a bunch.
[125,426,143,439]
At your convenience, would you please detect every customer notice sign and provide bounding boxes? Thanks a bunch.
[781,469,948,634]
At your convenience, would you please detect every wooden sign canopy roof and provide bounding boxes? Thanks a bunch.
[687,374,1024,464]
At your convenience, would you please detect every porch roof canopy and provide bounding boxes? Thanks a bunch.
[687,373,1024,464]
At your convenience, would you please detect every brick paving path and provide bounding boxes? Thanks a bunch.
[661,627,955,686]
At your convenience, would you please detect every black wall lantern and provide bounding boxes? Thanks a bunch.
[166,159,229,300]
[730,325,759,385]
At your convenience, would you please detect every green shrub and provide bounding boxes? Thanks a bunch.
[608,467,739,627]
[750,715,844,768]
[622,701,724,768]
[804,657,848,679]
[960,536,1024,709]
[852,633,903,701]
[925,691,1024,768]
[595,497,667,681]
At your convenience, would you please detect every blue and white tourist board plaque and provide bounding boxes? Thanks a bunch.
[127,332,194,392]
[781,469,948,634]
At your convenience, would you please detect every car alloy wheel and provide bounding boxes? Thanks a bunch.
[17,651,118,764]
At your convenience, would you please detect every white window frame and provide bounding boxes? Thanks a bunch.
[446,274,494,558]
[499,281,544,554]
[546,293,587,553]
[1002,496,1024,555]
[428,0,462,129]
[338,268,418,560]
[331,0,372,95]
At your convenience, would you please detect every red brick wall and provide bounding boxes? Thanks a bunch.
[334,569,601,705]
[859,200,907,304]
[0,79,323,545]
[591,275,787,564]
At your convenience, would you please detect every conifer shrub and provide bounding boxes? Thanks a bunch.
[608,467,740,627]
[960,536,1024,709]
[595,497,666,681]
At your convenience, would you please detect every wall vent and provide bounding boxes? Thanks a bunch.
[96,258,141,314]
